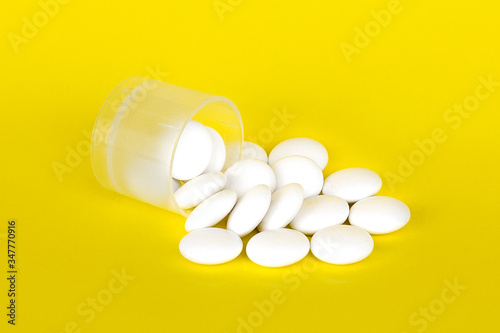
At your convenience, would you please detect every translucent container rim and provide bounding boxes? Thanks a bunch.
[91,76,244,217]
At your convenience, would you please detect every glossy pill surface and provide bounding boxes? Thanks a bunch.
[172,120,213,181]
[227,185,272,237]
[224,159,276,198]
[269,137,328,170]
[259,183,304,231]
[246,229,310,267]
[349,196,411,234]
[185,190,237,232]
[204,126,227,173]
[290,195,349,235]
[311,225,374,264]
[241,141,268,163]
[272,156,323,198]
[174,172,227,209]
[322,167,382,203]
[179,228,243,265]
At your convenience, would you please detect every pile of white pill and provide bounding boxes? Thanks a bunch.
[175,121,411,267]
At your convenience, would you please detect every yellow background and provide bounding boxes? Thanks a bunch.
[2,0,499,332]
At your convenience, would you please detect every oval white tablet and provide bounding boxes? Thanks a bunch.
[349,196,411,234]
[246,229,310,267]
[290,195,349,235]
[311,225,374,265]
[224,159,276,198]
[179,228,243,265]
[174,172,227,209]
[258,183,304,231]
[241,141,268,163]
[185,190,237,232]
[269,137,328,170]
[227,185,272,237]
[322,167,382,203]
[204,126,227,173]
[172,120,213,181]
[272,156,323,198]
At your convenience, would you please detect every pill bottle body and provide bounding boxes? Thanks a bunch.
[91,77,243,216]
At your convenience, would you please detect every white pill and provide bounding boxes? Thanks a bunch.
[311,225,374,265]
[172,120,213,181]
[322,167,382,203]
[272,156,323,198]
[224,159,276,198]
[179,228,243,265]
[227,185,272,237]
[174,172,227,209]
[185,190,237,232]
[290,195,349,235]
[241,141,268,163]
[269,137,328,170]
[349,196,411,234]
[204,126,227,173]
[246,229,310,267]
[258,183,304,231]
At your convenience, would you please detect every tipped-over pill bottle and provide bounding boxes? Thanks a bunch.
[91,76,243,216]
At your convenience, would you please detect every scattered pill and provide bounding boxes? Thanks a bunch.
[349,196,411,234]
[322,167,382,203]
[185,190,237,232]
[172,120,213,181]
[204,126,227,173]
[100,82,415,268]
[224,159,276,198]
[272,156,323,198]
[291,195,349,235]
[227,185,272,237]
[174,172,227,209]
[258,183,304,231]
[311,225,374,264]
[169,124,410,266]
[246,228,310,267]
[179,228,243,265]
[241,141,268,163]
[269,137,329,170]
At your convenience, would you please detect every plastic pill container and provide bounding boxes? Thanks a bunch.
[91,77,243,216]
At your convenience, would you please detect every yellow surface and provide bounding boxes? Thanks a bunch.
[1,0,499,332]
